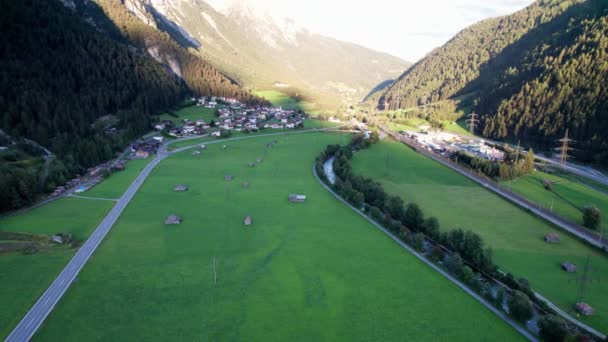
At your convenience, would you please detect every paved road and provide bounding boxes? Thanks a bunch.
[381,128,608,251]
[312,162,538,342]
[6,127,343,342]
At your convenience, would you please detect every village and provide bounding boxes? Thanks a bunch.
[154,96,305,138]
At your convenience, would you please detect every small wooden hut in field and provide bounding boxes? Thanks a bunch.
[248,162,255,168]
[544,233,560,244]
[256,157,263,163]
[561,261,577,273]
[242,181,249,188]
[288,194,306,203]
[224,175,233,181]
[243,216,252,226]
[165,214,182,225]
[173,184,189,192]
[192,150,201,156]
[575,302,595,316]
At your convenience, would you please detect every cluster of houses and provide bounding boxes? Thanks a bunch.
[50,159,128,197]
[131,137,163,159]
[155,97,305,138]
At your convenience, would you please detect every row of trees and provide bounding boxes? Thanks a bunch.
[315,137,576,341]
[452,147,535,181]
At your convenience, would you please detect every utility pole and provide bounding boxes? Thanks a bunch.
[555,129,575,166]
[466,112,478,135]
[576,256,592,303]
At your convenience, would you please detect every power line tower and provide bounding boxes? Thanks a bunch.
[555,129,575,165]
[466,112,478,135]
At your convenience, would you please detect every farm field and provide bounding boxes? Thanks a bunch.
[84,159,151,199]
[351,140,608,332]
[505,171,608,232]
[156,105,217,125]
[0,197,113,338]
[255,90,318,113]
[165,120,339,151]
[35,132,521,341]
[387,119,470,136]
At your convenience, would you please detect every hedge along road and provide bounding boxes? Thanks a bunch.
[5,127,346,342]
[312,162,538,342]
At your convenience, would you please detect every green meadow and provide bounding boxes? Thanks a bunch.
[35,133,521,341]
[352,140,608,332]
[505,170,608,232]
[0,197,113,338]
[255,90,317,113]
[0,157,151,338]
[156,105,217,125]
[85,159,150,199]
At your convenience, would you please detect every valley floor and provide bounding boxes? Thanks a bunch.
[351,140,608,333]
[31,132,521,341]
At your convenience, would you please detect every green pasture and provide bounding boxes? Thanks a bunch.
[255,90,317,113]
[505,171,608,232]
[352,140,608,332]
[35,133,521,341]
[0,197,113,338]
[156,106,218,125]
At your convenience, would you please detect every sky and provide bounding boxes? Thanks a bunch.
[209,0,535,62]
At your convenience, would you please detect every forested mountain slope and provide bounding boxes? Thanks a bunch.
[139,0,409,107]
[377,0,608,165]
[0,0,260,212]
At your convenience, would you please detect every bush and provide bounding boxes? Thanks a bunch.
[583,204,601,230]
[508,290,534,323]
[538,314,569,342]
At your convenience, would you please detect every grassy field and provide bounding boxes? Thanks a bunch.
[0,197,113,338]
[35,133,521,341]
[84,159,150,199]
[505,171,608,232]
[387,119,470,136]
[156,106,217,125]
[165,120,339,151]
[0,157,152,338]
[255,90,318,113]
[351,140,608,332]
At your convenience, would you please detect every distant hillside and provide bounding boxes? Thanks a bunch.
[138,0,409,107]
[377,0,608,165]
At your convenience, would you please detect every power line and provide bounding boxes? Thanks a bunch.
[555,129,575,166]
[466,112,478,135]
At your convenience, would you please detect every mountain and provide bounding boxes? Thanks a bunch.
[138,0,409,107]
[0,0,261,212]
[377,0,608,165]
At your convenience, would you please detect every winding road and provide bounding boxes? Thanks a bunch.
[5,128,339,342]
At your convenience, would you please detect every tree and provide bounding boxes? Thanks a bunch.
[404,203,424,230]
[386,196,405,221]
[524,148,535,172]
[538,314,569,342]
[422,216,440,240]
[583,204,601,230]
[507,290,534,323]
